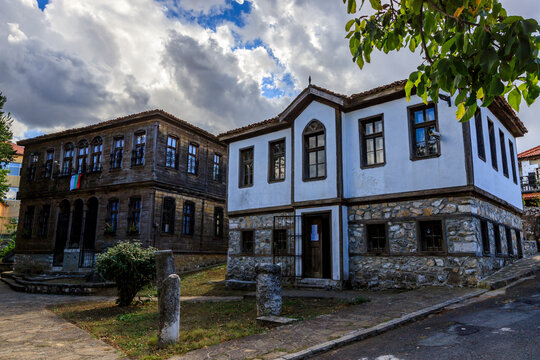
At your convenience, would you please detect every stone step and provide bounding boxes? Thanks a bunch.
[0,277,25,292]
[478,255,540,290]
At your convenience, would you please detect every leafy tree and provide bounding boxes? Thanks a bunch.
[96,241,157,307]
[0,93,15,202]
[343,0,540,121]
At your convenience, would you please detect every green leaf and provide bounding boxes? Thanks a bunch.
[345,19,356,31]
[441,36,456,54]
[369,0,382,11]
[507,88,522,111]
[456,102,466,120]
[405,79,414,101]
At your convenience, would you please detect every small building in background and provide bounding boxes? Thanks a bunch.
[0,143,24,240]
[15,110,228,274]
[518,145,540,252]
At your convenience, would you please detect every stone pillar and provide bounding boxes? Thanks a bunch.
[256,263,282,316]
[158,273,180,347]
[155,250,176,292]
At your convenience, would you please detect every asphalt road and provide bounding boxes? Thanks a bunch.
[316,274,540,360]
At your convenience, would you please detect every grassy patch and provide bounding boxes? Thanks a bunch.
[52,297,351,359]
[51,264,363,359]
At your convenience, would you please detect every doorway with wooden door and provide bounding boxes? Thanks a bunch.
[302,213,331,279]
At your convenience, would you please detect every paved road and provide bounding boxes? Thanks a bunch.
[317,274,540,360]
[0,281,119,360]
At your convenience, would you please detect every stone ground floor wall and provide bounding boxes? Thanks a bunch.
[13,254,53,274]
[348,195,526,289]
[522,206,540,255]
[173,253,226,273]
[227,212,293,282]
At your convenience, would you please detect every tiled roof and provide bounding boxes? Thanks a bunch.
[490,96,527,135]
[18,109,219,145]
[218,117,280,138]
[348,79,407,100]
[10,143,24,155]
[523,192,540,200]
[518,145,540,159]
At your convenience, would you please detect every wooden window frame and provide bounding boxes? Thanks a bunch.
[408,103,441,161]
[76,140,89,174]
[182,201,195,236]
[90,137,103,173]
[493,223,502,256]
[474,110,486,161]
[365,222,388,254]
[359,114,386,168]
[106,198,119,235]
[187,142,199,175]
[132,131,146,167]
[161,197,176,234]
[487,119,498,171]
[273,229,288,255]
[303,120,327,181]
[214,206,224,238]
[241,230,254,255]
[127,197,142,234]
[508,140,518,184]
[22,206,35,238]
[268,138,286,183]
[62,143,74,176]
[110,136,124,170]
[43,149,54,178]
[239,146,254,188]
[212,153,223,182]
[499,129,509,178]
[418,219,446,254]
[166,135,178,169]
[481,220,490,255]
[28,152,40,181]
[37,204,50,238]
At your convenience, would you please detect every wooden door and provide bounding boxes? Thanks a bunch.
[303,216,323,278]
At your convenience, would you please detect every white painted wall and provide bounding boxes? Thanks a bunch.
[227,128,292,212]
[295,205,342,281]
[520,160,539,177]
[470,106,523,209]
[293,101,338,202]
[342,96,468,198]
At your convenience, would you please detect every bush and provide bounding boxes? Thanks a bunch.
[0,237,15,262]
[96,241,157,307]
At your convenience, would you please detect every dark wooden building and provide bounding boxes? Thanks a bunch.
[15,110,228,273]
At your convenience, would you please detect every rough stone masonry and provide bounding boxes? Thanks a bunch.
[256,263,282,316]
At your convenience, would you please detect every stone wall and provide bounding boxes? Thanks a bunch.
[13,254,53,274]
[522,206,540,256]
[227,212,293,281]
[348,196,524,289]
[173,253,226,273]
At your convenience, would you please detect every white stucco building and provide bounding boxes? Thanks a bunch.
[219,80,535,289]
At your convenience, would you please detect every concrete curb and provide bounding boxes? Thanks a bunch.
[276,289,487,360]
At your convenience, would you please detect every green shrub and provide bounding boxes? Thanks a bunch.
[96,241,157,307]
[0,237,15,261]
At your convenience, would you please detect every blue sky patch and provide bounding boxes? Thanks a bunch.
[36,0,49,11]
[24,129,45,139]
[157,0,251,30]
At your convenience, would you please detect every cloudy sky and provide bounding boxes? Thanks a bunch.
[1,0,539,151]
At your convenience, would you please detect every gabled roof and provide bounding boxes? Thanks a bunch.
[10,143,24,155]
[219,79,527,142]
[18,109,220,146]
[518,145,540,160]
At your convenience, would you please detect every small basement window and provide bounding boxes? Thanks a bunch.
[419,220,444,253]
[241,230,254,254]
[366,223,387,254]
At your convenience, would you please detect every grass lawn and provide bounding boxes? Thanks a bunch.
[51,265,368,360]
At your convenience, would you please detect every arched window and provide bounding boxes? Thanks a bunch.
[76,140,88,173]
[91,137,103,172]
[303,120,326,180]
[62,143,74,176]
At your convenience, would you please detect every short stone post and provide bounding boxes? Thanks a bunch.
[255,263,282,316]
[158,274,180,347]
[155,250,180,347]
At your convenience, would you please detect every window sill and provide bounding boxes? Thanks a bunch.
[131,164,144,168]
[410,153,441,161]
[303,176,327,182]
[239,184,254,189]
[268,178,286,184]
[361,163,386,170]
[109,167,122,171]
[419,251,446,256]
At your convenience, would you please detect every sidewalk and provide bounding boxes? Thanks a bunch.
[0,281,119,360]
[172,286,481,360]
[478,255,540,289]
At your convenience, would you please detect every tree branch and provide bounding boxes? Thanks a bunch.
[425,0,479,27]
[420,2,434,64]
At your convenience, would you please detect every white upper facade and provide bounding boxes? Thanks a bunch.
[222,82,526,212]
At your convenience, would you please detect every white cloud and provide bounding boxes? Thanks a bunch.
[0,0,537,152]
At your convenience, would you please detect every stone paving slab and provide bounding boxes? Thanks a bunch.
[0,281,119,360]
[478,255,540,290]
[171,286,479,360]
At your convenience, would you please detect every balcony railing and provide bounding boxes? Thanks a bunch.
[521,172,540,192]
